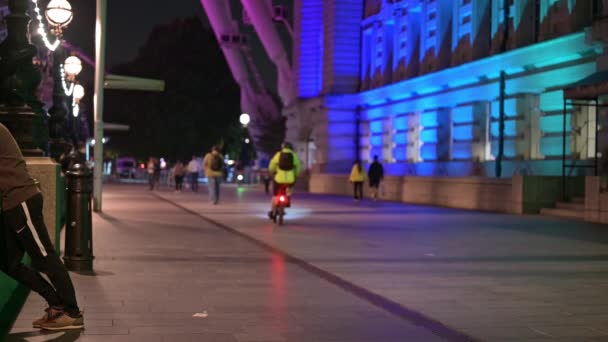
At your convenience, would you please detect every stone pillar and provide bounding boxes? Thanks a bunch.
[25,158,63,251]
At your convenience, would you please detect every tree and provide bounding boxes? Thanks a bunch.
[104,17,240,162]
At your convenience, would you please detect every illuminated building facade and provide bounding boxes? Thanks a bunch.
[288,0,608,177]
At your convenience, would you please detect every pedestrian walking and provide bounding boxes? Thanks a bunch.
[0,123,84,330]
[173,160,185,192]
[153,158,161,188]
[367,155,384,201]
[187,156,200,192]
[349,160,366,201]
[147,157,156,190]
[263,169,272,194]
[203,146,224,204]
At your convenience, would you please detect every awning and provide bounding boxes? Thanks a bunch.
[563,69,608,100]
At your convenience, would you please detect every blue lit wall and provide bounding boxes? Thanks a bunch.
[303,0,602,177]
[323,0,364,94]
[297,0,324,97]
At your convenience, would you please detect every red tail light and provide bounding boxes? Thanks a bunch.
[279,195,286,203]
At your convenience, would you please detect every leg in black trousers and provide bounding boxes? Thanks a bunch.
[353,182,363,200]
[190,173,199,192]
[1,194,80,316]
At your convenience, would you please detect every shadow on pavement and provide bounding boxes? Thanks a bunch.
[6,329,83,342]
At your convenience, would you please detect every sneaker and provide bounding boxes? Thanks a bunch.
[32,307,51,328]
[268,211,275,220]
[39,310,84,331]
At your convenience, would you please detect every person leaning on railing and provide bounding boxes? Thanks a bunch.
[0,122,84,331]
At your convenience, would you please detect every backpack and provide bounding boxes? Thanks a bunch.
[210,154,223,171]
[278,151,294,171]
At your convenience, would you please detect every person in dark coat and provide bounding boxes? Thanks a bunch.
[367,155,384,201]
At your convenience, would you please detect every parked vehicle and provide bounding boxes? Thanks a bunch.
[116,157,137,178]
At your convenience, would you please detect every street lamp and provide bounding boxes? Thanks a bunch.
[240,113,250,127]
[46,6,78,161]
[45,0,73,35]
[64,56,82,81]
[0,0,46,156]
[72,84,85,117]
[73,84,85,103]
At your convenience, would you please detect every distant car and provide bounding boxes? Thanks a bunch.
[116,157,137,178]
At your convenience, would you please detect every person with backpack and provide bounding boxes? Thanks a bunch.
[367,155,384,201]
[0,123,83,330]
[203,146,224,204]
[268,142,301,219]
[349,160,366,201]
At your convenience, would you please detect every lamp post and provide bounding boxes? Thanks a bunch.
[0,0,46,156]
[45,0,75,161]
[72,83,85,117]
[239,113,253,172]
[64,56,82,141]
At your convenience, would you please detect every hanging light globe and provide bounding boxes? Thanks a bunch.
[73,84,85,102]
[64,56,82,78]
[45,0,73,28]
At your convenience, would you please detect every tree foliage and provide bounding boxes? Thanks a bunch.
[104,17,240,162]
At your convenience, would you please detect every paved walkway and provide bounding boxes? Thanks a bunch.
[8,185,449,342]
[8,184,608,341]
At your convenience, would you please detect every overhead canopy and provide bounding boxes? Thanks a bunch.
[104,74,165,92]
[103,122,130,131]
[563,70,608,100]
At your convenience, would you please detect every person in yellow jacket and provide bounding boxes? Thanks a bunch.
[268,142,301,219]
[203,146,224,204]
[349,160,366,201]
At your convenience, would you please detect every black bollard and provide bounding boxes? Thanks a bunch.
[63,162,94,272]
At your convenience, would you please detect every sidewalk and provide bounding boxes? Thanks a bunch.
[8,185,450,342]
[155,184,608,341]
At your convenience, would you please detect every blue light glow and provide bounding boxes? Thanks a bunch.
[541,136,570,156]
[420,129,439,143]
[420,112,439,127]
[417,86,444,95]
[298,0,324,97]
[370,135,383,147]
[393,147,407,161]
[303,3,599,173]
[452,142,473,159]
[453,125,475,141]
[421,144,438,160]
[370,121,384,134]
[393,132,408,145]
[449,78,479,88]
[451,106,474,123]
[534,53,581,69]
[540,115,571,133]
[394,116,408,131]
[490,120,517,137]
[491,140,517,158]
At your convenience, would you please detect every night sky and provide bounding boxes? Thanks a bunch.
[66,0,205,69]
[58,0,210,126]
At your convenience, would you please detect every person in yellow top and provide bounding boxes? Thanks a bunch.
[349,160,366,201]
[202,146,224,204]
[268,142,301,218]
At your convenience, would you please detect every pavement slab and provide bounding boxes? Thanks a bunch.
[155,184,608,341]
[9,183,608,341]
[8,185,453,341]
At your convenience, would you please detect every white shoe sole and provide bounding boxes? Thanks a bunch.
[40,325,84,331]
